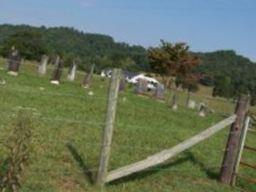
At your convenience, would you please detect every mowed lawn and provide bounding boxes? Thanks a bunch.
[0,58,255,192]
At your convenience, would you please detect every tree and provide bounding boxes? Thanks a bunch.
[0,24,149,72]
[212,75,233,98]
[176,74,199,93]
[148,40,199,88]
[2,30,47,61]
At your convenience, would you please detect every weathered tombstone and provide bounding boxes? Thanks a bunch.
[188,100,196,109]
[7,46,21,76]
[170,94,178,111]
[50,56,63,85]
[82,64,95,88]
[67,61,77,81]
[198,103,207,117]
[38,55,49,75]
[186,91,191,108]
[135,79,148,95]
[119,77,126,92]
[154,83,165,100]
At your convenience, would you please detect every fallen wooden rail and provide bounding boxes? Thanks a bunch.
[248,128,256,134]
[236,174,256,184]
[105,115,237,183]
[244,145,256,153]
[240,161,256,170]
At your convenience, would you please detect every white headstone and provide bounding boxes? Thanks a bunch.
[188,100,196,109]
[38,55,48,75]
[67,63,77,81]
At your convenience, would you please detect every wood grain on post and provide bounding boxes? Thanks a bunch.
[219,95,250,185]
[105,115,237,183]
[96,68,121,186]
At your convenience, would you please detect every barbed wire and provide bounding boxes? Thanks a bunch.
[0,106,231,138]
[0,87,232,123]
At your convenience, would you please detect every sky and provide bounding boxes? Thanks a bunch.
[0,0,255,61]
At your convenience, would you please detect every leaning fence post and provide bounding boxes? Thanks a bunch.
[96,68,121,186]
[219,95,250,185]
[231,116,250,186]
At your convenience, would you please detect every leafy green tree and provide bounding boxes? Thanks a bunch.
[212,75,233,98]
[0,24,149,72]
[2,30,47,61]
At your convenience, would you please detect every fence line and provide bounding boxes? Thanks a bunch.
[0,63,249,188]
[0,107,232,142]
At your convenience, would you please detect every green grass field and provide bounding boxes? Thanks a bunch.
[0,58,255,192]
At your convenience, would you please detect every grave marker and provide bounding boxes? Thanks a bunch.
[67,61,77,81]
[82,64,95,88]
[7,46,21,76]
[119,77,126,92]
[38,55,49,75]
[135,79,148,95]
[50,56,63,85]
[188,100,196,109]
[198,103,207,117]
[154,84,165,100]
[170,94,178,111]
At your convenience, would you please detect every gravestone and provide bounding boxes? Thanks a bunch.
[135,79,148,95]
[119,78,126,92]
[185,91,191,108]
[38,55,49,75]
[154,84,165,100]
[50,56,63,85]
[170,94,178,111]
[7,46,21,76]
[82,64,95,88]
[188,100,196,109]
[198,103,207,117]
[67,61,77,81]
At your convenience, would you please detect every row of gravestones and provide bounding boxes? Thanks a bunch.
[5,47,95,88]
[4,47,211,117]
[169,94,210,117]
[134,78,210,117]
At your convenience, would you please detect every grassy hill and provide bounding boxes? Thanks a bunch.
[0,58,255,192]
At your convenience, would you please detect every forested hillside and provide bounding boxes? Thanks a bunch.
[0,24,149,72]
[195,51,256,101]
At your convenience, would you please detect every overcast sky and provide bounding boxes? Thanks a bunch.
[0,0,255,61]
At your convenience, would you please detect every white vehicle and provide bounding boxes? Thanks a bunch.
[127,74,160,91]
[101,69,161,91]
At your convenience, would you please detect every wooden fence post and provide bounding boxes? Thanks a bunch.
[231,116,251,186]
[219,95,250,184]
[96,68,121,186]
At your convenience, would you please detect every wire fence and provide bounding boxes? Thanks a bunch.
[0,62,251,191]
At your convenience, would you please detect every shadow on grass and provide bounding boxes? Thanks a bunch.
[66,143,94,184]
[109,151,219,186]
